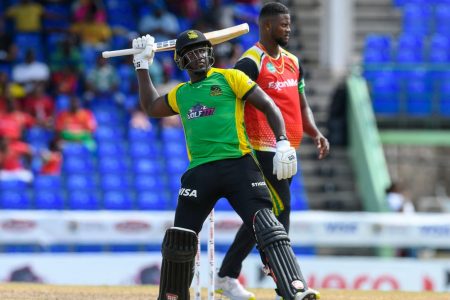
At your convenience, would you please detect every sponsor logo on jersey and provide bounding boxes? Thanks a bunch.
[210,85,222,96]
[267,79,298,91]
[179,188,198,197]
[251,181,267,187]
[266,62,276,73]
[187,103,215,120]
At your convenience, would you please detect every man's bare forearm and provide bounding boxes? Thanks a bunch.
[136,70,159,115]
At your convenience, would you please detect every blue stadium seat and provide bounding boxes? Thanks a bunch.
[370,74,401,115]
[134,174,165,192]
[166,158,188,175]
[167,175,181,191]
[65,174,96,191]
[129,141,159,158]
[63,156,94,174]
[136,191,168,210]
[67,191,100,210]
[161,127,185,142]
[62,143,90,157]
[34,190,64,210]
[435,4,450,34]
[402,4,432,35]
[94,126,117,142]
[0,191,31,209]
[363,49,391,63]
[97,142,126,157]
[132,158,164,175]
[396,49,423,63]
[128,127,157,142]
[98,157,127,174]
[100,174,129,190]
[165,141,188,158]
[0,180,27,191]
[364,34,392,51]
[33,175,62,190]
[14,33,43,61]
[103,191,133,210]
[24,127,53,145]
[439,79,450,115]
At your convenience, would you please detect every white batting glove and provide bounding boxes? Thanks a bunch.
[132,34,155,70]
[273,140,298,180]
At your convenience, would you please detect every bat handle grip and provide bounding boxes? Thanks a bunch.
[102,48,141,58]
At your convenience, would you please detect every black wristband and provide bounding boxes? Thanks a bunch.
[276,135,288,142]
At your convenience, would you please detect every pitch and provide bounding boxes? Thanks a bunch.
[0,283,448,300]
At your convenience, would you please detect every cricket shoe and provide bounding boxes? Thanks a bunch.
[275,288,320,300]
[215,275,256,300]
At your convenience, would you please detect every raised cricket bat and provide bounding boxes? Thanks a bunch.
[102,23,249,58]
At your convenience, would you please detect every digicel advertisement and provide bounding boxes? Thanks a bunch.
[0,254,448,292]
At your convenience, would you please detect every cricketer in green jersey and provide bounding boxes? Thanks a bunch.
[132,29,317,300]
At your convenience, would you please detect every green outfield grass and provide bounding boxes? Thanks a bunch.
[0,283,448,300]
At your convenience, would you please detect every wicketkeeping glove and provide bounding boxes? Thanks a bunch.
[273,140,298,180]
[132,34,155,70]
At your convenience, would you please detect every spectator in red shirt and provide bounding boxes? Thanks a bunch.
[55,96,96,151]
[40,138,62,175]
[23,82,54,128]
[0,97,35,141]
[0,137,33,182]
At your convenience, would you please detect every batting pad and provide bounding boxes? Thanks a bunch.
[254,209,308,300]
[158,227,198,300]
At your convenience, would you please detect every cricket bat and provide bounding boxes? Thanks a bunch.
[102,23,249,58]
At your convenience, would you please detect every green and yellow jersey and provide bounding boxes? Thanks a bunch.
[166,67,257,169]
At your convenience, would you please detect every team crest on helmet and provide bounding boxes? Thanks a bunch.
[187,103,215,120]
[266,62,276,73]
[210,85,222,96]
[187,30,199,39]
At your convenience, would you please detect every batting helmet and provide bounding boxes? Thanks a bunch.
[174,30,214,70]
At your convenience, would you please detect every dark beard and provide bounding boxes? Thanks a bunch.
[275,37,288,47]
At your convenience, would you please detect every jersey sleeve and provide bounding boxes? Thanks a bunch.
[298,60,306,94]
[225,69,257,100]
[234,58,259,81]
[166,83,185,113]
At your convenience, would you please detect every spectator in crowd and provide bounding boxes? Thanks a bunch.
[0,72,26,112]
[51,65,80,96]
[0,137,34,182]
[12,49,50,93]
[3,0,46,33]
[138,2,179,43]
[0,19,18,65]
[0,97,35,142]
[130,104,152,131]
[23,82,54,128]
[55,96,97,151]
[85,54,120,101]
[70,6,112,50]
[72,0,107,24]
[386,181,415,213]
[49,37,84,74]
[40,138,62,175]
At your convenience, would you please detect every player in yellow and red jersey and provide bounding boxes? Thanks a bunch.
[216,3,329,300]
